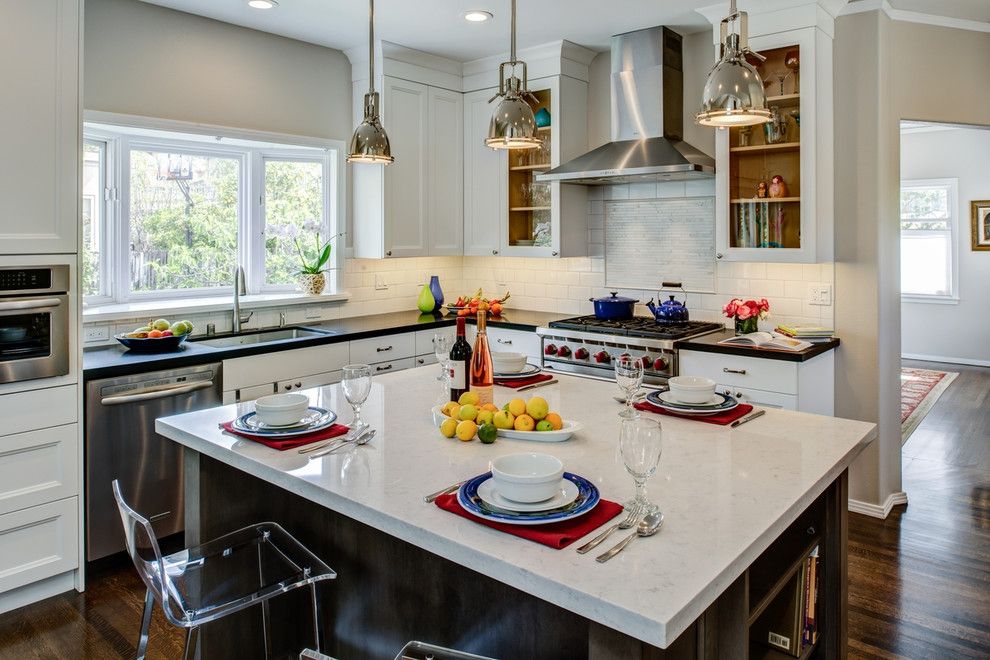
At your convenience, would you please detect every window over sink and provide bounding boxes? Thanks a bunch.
[82,118,342,305]
[900,178,958,303]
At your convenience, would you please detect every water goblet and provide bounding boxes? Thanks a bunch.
[615,356,645,418]
[341,364,373,431]
[619,417,663,516]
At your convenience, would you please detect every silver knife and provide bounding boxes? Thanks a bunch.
[299,426,372,454]
[730,409,766,428]
[424,480,465,503]
[516,379,558,392]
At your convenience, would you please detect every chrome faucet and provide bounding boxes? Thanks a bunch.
[233,266,253,333]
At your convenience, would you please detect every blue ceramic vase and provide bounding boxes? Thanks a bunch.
[429,275,444,312]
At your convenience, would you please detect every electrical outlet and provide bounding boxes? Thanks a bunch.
[374,273,389,290]
[305,306,322,320]
[808,284,832,306]
[84,325,110,342]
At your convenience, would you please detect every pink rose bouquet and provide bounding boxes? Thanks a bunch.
[723,298,770,334]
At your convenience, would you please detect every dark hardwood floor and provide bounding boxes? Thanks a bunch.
[847,360,990,659]
[1,359,986,659]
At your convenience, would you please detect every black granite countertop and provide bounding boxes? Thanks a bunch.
[676,329,839,362]
[82,309,564,380]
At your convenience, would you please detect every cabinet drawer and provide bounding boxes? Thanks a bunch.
[680,351,797,395]
[415,355,437,367]
[487,327,541,360]
[717,384,796,411]
[0,385,77,437]
[228,382,276,404]
[370,357,416,375]
[351,334,415,364]
[276,370,342,393]
[0,497,78,594]
[415,328,453,357]
[0,424,78,516]
[223,343,349,391]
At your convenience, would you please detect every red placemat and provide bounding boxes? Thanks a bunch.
[434,493,623,549]
[219,421,350,451]
[633,401,754,426]
[494,373,555,389]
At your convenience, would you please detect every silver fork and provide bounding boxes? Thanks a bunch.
[575,503,642,554]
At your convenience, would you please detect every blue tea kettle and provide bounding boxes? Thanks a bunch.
[645,282,689,325]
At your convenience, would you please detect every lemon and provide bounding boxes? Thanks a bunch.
[439,418,458,438]
[455,420,478,441]
[458,391,480,406]
[507,398,527,417]
[458,404,478,421]
[481,403,499,413]
[441,401,459,417]
[476,409,495,426]
[525,396,549,421]
[513,414,535,432]
[492,410,515,429]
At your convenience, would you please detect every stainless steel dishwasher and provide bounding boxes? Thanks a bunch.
[85,363,222,561]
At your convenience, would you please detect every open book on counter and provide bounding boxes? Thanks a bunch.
[717,332,813,352]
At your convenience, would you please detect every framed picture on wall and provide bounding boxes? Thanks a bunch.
[972,201,990,251]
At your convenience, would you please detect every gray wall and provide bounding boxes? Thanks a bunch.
[84,0,352,141]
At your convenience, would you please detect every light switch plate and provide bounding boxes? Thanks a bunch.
[808,284,832,306]
[374,274,389,290]
[305,306,322,320]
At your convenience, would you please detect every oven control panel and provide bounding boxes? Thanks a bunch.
[0,266,69,295]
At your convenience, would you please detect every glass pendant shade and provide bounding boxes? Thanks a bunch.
[348,0,393,164]
[348,91,393,164]
[696,3,771,128]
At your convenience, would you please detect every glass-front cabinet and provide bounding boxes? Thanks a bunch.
[714,27,833,263]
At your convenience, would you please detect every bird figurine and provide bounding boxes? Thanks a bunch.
[756,181,769,198]
[769,175,788,198]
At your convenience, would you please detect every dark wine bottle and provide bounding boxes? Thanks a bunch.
[448,316,472,402]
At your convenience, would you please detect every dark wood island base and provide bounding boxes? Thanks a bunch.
[184,452,848,660]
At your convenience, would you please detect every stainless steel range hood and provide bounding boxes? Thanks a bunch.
[538,27,714,186]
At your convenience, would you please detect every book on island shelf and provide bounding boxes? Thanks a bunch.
[718,331,812,352]
[751,545,820,657]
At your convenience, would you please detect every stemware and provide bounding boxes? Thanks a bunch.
[615,356,645,418]
[618,417,663,516]
[433,332,452,383]
[341,364,373,431]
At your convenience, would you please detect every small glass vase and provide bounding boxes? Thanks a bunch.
[735,316,759,335]
[429,275,444,312]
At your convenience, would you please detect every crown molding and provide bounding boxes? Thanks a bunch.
[461,40,597,93]
[697,1,848,39]
[841,0,990,34]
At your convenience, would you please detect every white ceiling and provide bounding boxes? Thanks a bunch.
[137,0,716,61]
[138,0,990,62]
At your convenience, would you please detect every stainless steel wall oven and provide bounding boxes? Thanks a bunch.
[0,265,70,384]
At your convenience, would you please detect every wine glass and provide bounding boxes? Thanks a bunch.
[615,356,645,418]
[433,332,452,392]
[619,417,663,516]
[341,364,372,431]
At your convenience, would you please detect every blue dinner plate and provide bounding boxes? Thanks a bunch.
[231,407,337,437]
[645,389,739,412]
[457,472,600,526]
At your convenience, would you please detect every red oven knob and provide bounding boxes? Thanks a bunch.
[544,343,558,356]
[619,353,631,360]
[557,345,572,358]
[653,357,668,371]
[594,351,611,364]
[640,355,652,369]
[574,347,589,360]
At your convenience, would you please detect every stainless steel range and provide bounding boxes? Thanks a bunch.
[536,316,723,384]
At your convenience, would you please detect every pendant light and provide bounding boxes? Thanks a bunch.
[695,0,771,127]
[485,0,541,150]
[347,0,393,164]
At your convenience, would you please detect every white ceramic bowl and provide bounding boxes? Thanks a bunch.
[254,393,310,426]
[492,351,527,373]
[490,452,564,503]
[667,376,717,404]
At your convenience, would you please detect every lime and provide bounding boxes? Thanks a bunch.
[535,420,553,432]
[478,423,498,444]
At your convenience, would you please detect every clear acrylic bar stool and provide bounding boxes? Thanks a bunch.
[112,480,336,659]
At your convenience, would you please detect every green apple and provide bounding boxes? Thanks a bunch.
[152,318,171,331]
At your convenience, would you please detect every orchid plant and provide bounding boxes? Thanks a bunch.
[294,220,343,275]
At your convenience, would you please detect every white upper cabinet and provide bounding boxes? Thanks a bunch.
[383,77,429,258]
[427,87,464,256]
[0,0,80,254]
[463,87,507,256]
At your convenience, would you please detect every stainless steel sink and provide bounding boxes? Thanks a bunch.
[191,327,329,349]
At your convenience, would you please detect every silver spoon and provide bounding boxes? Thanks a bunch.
[595,511,664,563]
[299,425,372,454]
[308,429,376,458]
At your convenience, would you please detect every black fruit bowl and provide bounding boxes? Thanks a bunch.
[115,333,189,353]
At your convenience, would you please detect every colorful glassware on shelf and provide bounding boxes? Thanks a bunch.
[769,175,788,198]
[534,107,551,127]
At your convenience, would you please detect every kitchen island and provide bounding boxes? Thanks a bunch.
[156,367,875,659]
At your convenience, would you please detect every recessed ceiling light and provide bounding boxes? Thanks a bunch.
[247,0,278,9]
[463,10,493,22]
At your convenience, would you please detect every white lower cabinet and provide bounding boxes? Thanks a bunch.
[223,343,350,403]
[350,334,416,365]
[276,370,343,394]
[370,358,416,375]
[487,327,542,361]
[0,424,78,516]
[0,497,78,595]
[680,349,834,415]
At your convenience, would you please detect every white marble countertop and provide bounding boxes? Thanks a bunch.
[156,366,875,648]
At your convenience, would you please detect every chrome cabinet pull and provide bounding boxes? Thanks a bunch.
[376,364,392,372]
[376,345,393,352]
[723,367,747,375]
[294,382,302,388]
[496,339,512,345]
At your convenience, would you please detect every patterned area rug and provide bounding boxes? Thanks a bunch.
[901,368,958,443]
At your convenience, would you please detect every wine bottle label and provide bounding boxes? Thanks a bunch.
[471,385,493,406]
[450,363,466,390]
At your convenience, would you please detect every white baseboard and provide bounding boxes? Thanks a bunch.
[0,571,76,614]
[848,491,908,519]
[902,352,990,368]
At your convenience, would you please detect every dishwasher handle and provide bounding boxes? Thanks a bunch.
[101,381,214,405]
